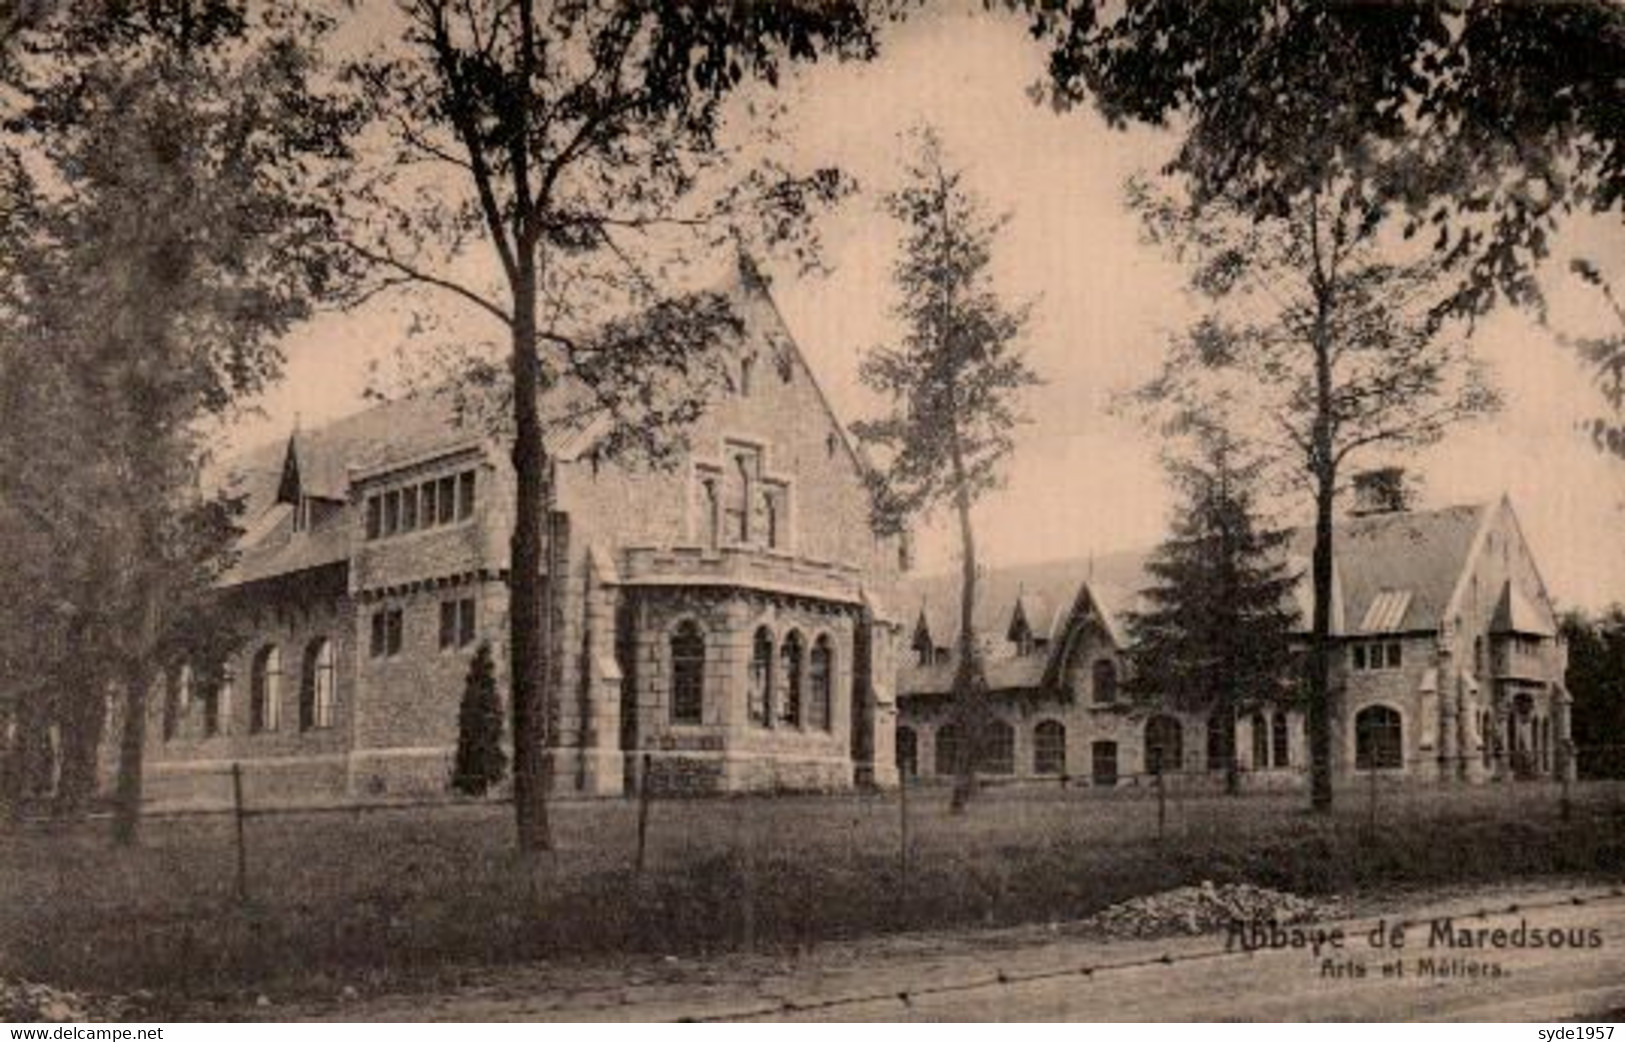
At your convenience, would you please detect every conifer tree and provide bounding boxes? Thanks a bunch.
[452,642,507,797]
[1124,427,1302,794]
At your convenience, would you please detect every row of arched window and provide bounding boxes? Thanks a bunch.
[164,639,338,740]
[668,621,834,729]
[896,711,1312,780]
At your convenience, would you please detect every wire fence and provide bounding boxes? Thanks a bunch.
[5,744,1624,997]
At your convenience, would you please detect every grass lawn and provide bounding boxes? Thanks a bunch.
[2,778,1622,1001]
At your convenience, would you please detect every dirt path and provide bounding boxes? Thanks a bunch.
[244,879,1625,1022]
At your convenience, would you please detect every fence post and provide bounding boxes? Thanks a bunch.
[1155,767,1166,842]
[231,762,248,905]
[737,797,756,954]
[1366,764,1378,836]
[635,753,653,877]
[898,771,911,916]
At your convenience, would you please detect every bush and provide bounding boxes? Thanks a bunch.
[451,643,506,797]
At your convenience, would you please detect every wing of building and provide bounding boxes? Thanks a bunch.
[145,258,909,805]
[897,494,1570,788]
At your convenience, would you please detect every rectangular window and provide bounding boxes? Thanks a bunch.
[457,470,476,520]
[1353,644,1367,671]
[437,476,456,524]
[1385,641,1402,669]
[421,481,438,528]
[366,497,382,540]
[373,608,403,658]
[439,598,477,650]
[383,490,400,537]
[401,486,419,532]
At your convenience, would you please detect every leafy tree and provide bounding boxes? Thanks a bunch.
[1020,2,1624,448]
[1561,608,1625,779]
[339,0,875,852]
[1,0,355,842]
[1123,424,1301,794]
[453,642,507,797]
[853,127,1039,812]
[1126,175,1500,811]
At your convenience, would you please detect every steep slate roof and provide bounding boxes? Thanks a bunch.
[900,501,1496,696]
[1291,502,1487,636]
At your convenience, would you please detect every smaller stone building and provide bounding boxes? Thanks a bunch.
[897,489,1572,789]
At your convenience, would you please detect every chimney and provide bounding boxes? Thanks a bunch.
[1350,467,1410,517]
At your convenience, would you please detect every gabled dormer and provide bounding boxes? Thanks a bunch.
[276,430,345,535]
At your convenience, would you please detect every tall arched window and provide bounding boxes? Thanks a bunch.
[250,646,281,734]
[1355,705,1403,770]
[1251,712,1268,769]
[670,621,705,724]
[1145,715,1182,776]
[749,627,773,726]
[808,635,833,731]
[1271,712,1289,768]
[983,720,1015,775]
[205,666,230,738]
[935,723,962,777]
[301,638,336,731]
[1092,658,1118,704]
[896,726,918,778]
[779,631,804,727]
[1034,720,1067,775]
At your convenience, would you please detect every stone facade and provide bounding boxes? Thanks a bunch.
[142,263,905,806]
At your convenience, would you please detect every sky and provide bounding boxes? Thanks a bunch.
[232,5,1625,613]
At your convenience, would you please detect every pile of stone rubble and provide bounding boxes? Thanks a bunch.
[1079,881,1343,939]
[0,979,149,1023]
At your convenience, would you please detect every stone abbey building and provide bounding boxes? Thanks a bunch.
[897,488,1573,789]
[146,263,906,803]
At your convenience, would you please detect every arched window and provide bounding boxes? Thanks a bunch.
[1207,713,1233,772]
[1355,705,1403,770]
[670,621,705,724]
[250,646,281,734]
[779,631,804,727]
[1251,712,1268,769]
[983,720,1015,775]
[1034,720,1067,775]
[749,627,773,726]
[1145,715,1182,776]
[301,638,336,731]
[1271,712,1289,768]
[935,723,962,777]
[808,635,833,731]
[896,726,918,778]
[1092,658,1118,704]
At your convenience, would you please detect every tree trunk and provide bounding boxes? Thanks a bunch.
[1307,291,1337,813]
[53,616,104,820]
[508,263,553,854]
